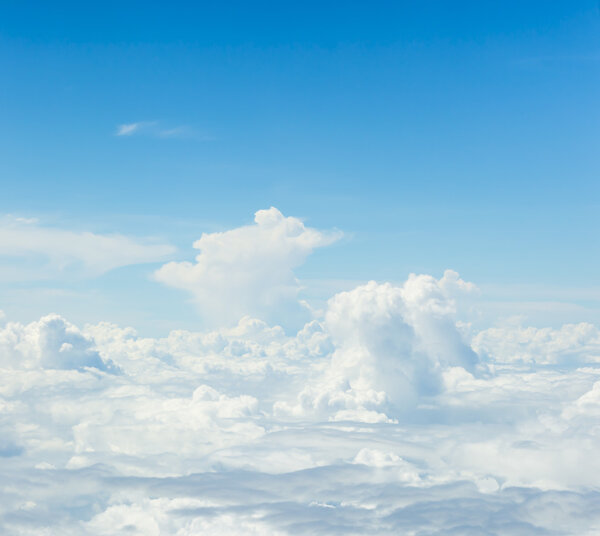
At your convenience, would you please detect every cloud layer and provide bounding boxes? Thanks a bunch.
[2,266,600,533]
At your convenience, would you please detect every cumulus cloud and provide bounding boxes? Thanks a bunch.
[2,268,600,533]
[0,314,115,371]
[275,270,480,420]
[0,216,175,279]
[155,207,342,326]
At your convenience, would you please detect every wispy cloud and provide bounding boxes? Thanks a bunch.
[115,121,201,139]
[0,215,176,280]
[156,125,194,138]
[115,121,157,136]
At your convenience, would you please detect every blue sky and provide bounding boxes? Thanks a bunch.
[1,1,599,332]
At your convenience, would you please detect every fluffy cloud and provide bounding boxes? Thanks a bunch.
[275,270,480,420]
[0,216,175,279]
[2,269,600,533]
[0,314,114,371]
[155,207,341,326]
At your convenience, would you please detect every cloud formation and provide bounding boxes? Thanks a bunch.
[155,207,342,326]
[0,216,175,279]
[2,265,600,533]
[2,211,600,533]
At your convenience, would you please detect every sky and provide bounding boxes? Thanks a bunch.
[1,2,600,534]
[1,0,599,332]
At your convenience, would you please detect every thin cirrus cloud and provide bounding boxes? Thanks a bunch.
[0,215,175,280]
[115,121,196,139]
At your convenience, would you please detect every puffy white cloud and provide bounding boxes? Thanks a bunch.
[155,207,341,326]
[0,216,175,280]
[277,270,480,420]
[0,314,113,371]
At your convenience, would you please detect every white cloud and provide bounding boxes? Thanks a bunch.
[0,313,115,371]
[155,207,342,326]
[2,268,600,533]
[275,270,480,420]
[0,216,175,280]
[472,322,600,364]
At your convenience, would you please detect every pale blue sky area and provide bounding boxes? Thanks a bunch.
[1,1,599,333]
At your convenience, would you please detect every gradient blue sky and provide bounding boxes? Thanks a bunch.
[1,1,599,333]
